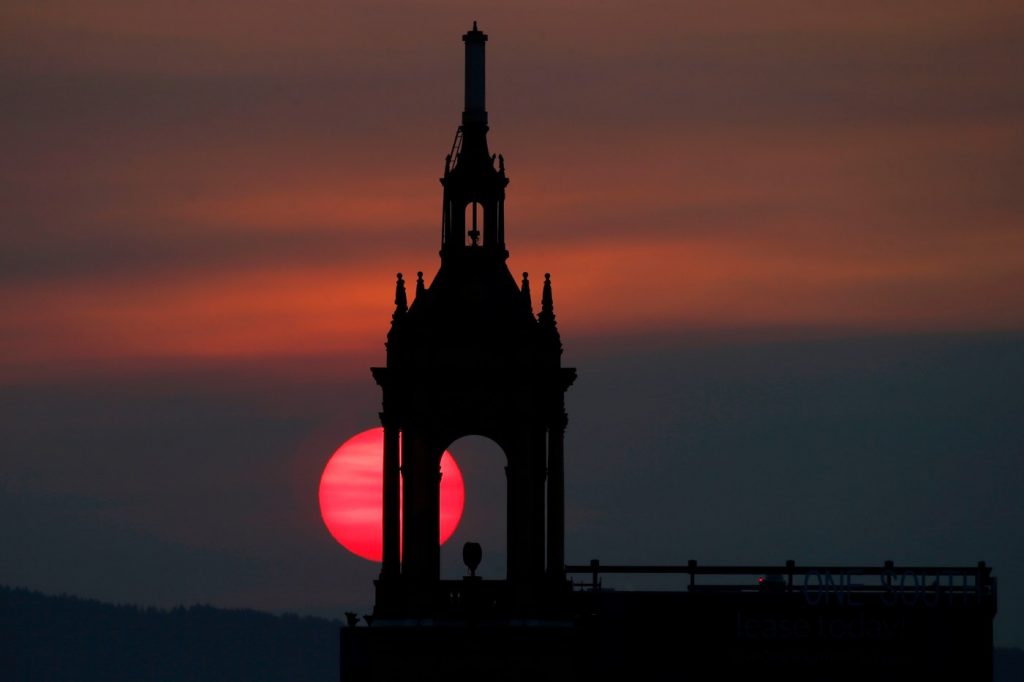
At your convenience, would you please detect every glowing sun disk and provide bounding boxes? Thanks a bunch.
[319,427,464,562]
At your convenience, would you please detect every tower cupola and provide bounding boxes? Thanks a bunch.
[440,22,509,258]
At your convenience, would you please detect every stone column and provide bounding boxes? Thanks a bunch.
[400,431,441,583]
[381,417,401,579]
[546,414,567,577]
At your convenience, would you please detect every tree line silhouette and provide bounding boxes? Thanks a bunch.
[1,585,340,681]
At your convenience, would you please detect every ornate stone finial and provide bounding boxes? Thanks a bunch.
[538,273,562,352]
[393,273,408,319]
[521,272,533,315]
[541,273,554,318]
[416,271,425,299]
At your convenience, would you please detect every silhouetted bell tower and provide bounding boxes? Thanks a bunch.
[372,23,576,615]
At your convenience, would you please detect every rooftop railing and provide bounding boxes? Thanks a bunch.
[565,559,996,606]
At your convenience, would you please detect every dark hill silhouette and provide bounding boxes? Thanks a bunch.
[0,585,340,682]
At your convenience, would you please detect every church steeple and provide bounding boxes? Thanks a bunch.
[373,26,575,612]
[440,22,509,258]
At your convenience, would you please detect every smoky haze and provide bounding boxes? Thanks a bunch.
[2,0,1023,652]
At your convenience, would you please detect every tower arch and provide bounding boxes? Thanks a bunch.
[440,435,508,580]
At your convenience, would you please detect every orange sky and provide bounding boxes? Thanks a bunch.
[3,1,1023,380]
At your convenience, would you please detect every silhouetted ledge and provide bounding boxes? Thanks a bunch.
[3,585,1018,680]
[344,575,998,681]
[0,585,340,682]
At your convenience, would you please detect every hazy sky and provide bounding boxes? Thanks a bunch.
[2,1,1023,646]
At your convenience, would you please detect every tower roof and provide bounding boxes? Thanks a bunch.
[383,24,563,373]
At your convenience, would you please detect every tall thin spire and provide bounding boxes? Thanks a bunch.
[463,21,488,125]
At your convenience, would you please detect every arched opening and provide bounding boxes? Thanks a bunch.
[464,201,480,246]
[440,435,507,579]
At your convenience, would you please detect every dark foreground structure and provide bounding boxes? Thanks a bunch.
[340,24,997,681]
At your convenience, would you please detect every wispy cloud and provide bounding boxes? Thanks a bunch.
[2,1,1022,380]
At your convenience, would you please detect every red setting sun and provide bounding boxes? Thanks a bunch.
[318,427,465,562]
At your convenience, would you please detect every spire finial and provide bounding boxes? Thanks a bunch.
[416,271,425,299]
[538,273,562,352]
[393,273,408,319]
[539,273,555,322]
